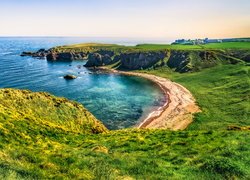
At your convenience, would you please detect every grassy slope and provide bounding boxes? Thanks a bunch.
[141,64,250,130]
[1,42,250,179]
[0,127,249,179]
[1,66,249,179]
[0,89,107,134]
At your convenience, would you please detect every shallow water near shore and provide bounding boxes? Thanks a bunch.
[0,37,167,129]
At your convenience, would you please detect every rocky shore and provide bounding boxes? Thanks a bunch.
[21,49,88,61]
[21,44,247,73]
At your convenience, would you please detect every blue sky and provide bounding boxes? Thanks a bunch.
[0,0,249,38]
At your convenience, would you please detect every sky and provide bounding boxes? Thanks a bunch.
[0,0,249,39]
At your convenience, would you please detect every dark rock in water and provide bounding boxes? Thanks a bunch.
[46,52,58,61]
[46,52,87,61]
[21,51,35,56]
[63,74,77,80]
[21,49,49,58]
[57,52,75,61]
[77,65,81,69]
[21,48,87,61]
[37,49,46,52]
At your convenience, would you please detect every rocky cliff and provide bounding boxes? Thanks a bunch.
[84,49,243,72]
[21,49,87,61]
[21,46,246,72]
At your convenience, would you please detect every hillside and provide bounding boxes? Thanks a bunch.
[0,89,249,179]
[0,89,107,134]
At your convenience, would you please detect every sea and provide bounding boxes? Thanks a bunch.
[0,37,169,129]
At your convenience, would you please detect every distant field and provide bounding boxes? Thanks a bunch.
[136,42,250,50]
[202,42,250,49]
[55,42,250,52]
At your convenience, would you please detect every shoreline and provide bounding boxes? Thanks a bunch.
[97,67,201,130]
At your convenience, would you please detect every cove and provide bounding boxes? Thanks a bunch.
[0,37,166,129]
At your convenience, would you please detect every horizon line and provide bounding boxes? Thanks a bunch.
[0,36,249,40]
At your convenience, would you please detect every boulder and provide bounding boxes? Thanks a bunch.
[63,74,77,80]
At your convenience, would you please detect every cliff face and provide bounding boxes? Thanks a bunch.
[21,47,246,72]
[119,51,166,70]
[46,52,87,61]
[84,53,113,67]
[84,51,167,69]
[84,49,243,72]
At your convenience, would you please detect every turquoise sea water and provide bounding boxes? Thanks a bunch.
[0,37,167,129]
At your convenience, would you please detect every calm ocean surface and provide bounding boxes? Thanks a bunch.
[0,37,167,129]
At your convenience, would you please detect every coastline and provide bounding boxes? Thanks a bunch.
[98,67,201,130]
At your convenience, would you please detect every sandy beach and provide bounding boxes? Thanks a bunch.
[103,69,201,130]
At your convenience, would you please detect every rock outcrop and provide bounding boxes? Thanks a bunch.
[21,49,50,58]
[21,49,87,61]
[64,74,77,80]
[84,53,112,67]
[119,51,166,70]
[46,52,87,61]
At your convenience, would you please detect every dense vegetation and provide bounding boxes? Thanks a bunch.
[1,42,250,179]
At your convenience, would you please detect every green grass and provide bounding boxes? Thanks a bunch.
[52,42,250,53]
[1,42,250,179]
[0,64,249,179]
[135,42,250,50]
[0,89,107,134]
[0,125,249,179]
[202,42,250,49]
[141,63,250,130]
